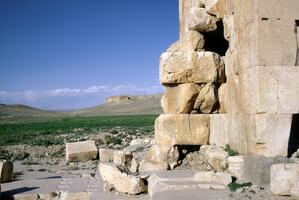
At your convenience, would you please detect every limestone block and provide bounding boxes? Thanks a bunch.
[0,160,13,183]
[228,156,244,179]
[148,170,230,199]
[155,114,210,146]
[256,19,297,66]
[129,138,144,146]
[161,83,201,114]
[270,163,299,197]
[210,114,255,155]
[143,144,178,168]
[201,145,228,171]
[66,140,98,162]
[256,66,299,114]
[98,162,146,194]
[13,194,39,200]
[38,193,58,200]
[254,114,292,157]
[60,192,91,200]
[99,148,114,162]
[194,171,232,187]
[187,7,218,32]
[194,83,218,113]
[139,160,169,172]
[291,179,299,200]
[167,31,205,52]
[255,0,299,19]
[113,150,132,166]
[244,155,292,186]
[160,51,225,84]
[205,0,227,18]
[210,113,293,157]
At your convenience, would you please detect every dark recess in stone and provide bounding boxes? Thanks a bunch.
[287,113,299,157]
[203,20,229,56]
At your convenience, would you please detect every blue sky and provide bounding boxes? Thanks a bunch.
[0,0,178,110]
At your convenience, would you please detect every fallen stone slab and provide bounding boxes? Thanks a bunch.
[98,162,146,195]
[60,191,91,200]
[151,188,229,200]
[66,140,98,162]
[148,170,231,199]
[0,160,13,183]
[13,193,39,200]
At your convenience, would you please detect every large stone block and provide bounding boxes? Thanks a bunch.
[66,140,98,162]
[210,113,292,157]
[244,155,292,186]
[187,7,218,32]
[194,83,218,113]
[0,160,13,183]
[254,114,292,157]
[256,19,297,66]
[155,114,210,146]
[256,66,299,114]
[167,31,205,52]
[209,114,255,155]
[148,170,230,200]
[270,163,299,198]
[161,83,201,114]
[254,0,299,19]
[160,51,225,84]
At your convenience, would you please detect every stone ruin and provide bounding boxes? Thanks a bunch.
[1,0,299,199]
[143,0,299,178]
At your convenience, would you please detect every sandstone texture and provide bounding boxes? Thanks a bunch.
[66,140,98,162]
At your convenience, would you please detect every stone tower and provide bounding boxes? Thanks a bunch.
[142,0,299,170]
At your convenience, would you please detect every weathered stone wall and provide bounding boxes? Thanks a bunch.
[144,0,299,169]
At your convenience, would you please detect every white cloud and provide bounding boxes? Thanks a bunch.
[0,84,164,109]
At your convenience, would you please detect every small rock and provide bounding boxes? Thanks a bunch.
[130,139,144,146]
[201,145,228,171]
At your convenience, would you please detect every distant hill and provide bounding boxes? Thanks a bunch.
[0,94,163,119]
[75,94,163,116]
[0,104,54,117]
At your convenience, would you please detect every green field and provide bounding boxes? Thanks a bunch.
[0,115,158,147]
